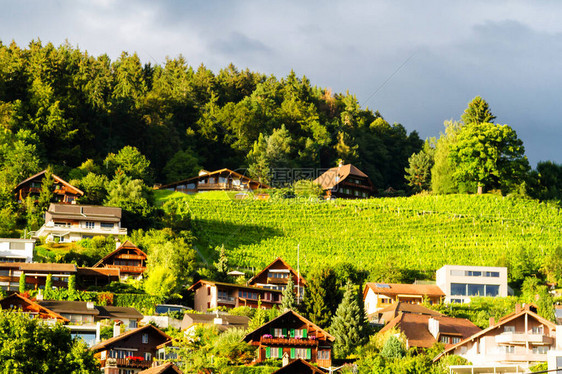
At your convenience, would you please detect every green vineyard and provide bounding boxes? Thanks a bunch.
[157,191,562,275]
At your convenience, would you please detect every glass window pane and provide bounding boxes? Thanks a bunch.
[486,285,499,296]
[451,283,467,296]
[468,284,485,296]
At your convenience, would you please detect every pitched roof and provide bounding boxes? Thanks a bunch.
[14,170,84,196]
[313,164,370,190]
[92,240,146,268]
[47,203,122,222]
[0,293,69,322]
[37,300,100,316]
[380,313,481,349]
[434,305,556,361]
[187,280,282,293]
[244,310,335,343]
[91,324,172,351]
[181,312,250,330]
[364,282,445,298]
[272,358,327,374]
[247,257,306,286]
[139,363,183,374]
[373,301,442,323]
[157,168,269,190]
[95,305,144,320]
[77,267,121,278]
[14,262,77,273]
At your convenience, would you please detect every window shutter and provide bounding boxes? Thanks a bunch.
[290,329,295,338]
[270,328,275,336]
[282,328,287,337]
[306,348,311,360]
[279,347,283,357]
[265,346,271,358]
[302,329,308,338]
[290,348,296,359]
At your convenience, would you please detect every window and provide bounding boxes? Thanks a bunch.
[504,326,515,333]
[318,350,330,360]
[207,287,211,296]
[531,326,544,334]
[467,271,482,277]
[467,284,485,296]
[129,320,137,329]
[450,269,465,276]
[8,242,26,250]
[144,352,152,361]
[142,333,148,344]
[439,336,450,344]
[451,283,467,296]
[452,337,461,344]
[486,285,500,297]
[84,221,95,229]
[451,299,464,304]
[274,328,284,338]
[268,347,282,358]
[504,346,515,354]
[238,290,257,299]
[532,346,549,354]
[484,271,500,277]
[100,222,114,229]
[294,348,311,360]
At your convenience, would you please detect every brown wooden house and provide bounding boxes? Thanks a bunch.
[272,359,327,374]
[313,163,374,199]
[14,170,84,204]
[91,324,172,373]
[157,168,269,194]
[93,240,147,280]
[139,363,183,374]
[247,257,306,301]
[0,293,68,322]
[243,310,335,367]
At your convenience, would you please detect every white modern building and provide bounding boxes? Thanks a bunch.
[0,238,34,262]
[436,265,508,304]
[34,204,126,243]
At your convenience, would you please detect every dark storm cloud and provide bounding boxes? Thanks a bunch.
[1,1,562,164]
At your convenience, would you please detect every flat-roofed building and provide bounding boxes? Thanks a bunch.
[436,265,508,304]
[0,238,35,263]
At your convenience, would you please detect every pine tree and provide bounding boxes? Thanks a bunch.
[461,96,496,125]
[45,273,53,298]
[329,281,369,359]
[214,245,229,282]
[280,277,297,312]
[249,297,266,330]
[19,272,26,293]
[303,267,339,328]
[68,274,76,293]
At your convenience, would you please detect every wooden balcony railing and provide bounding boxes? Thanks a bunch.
[260,337,317,346]
[113,358,153,368]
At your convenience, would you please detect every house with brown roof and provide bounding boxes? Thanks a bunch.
[363,282,445,316]
[434,304,557,372]
[77,267,121,288]
[0,293,68,323]
[157,168,269,194]
[372,301,443,325]
[181,312,250,335]
[272,358,327,374]
[313,162,374,199]
[247,257,306,301]
[380,312,481,349]
[0,262,77,291]
[93,240,147,280]
[14,169,84,204]
[188,280,283,312]
[95,305,144,330]
[91,324,172,373]
[34,203,127,243]
[139,363,183,374]
[244,310,335,367]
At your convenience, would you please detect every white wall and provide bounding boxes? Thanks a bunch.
[0,239,34,262]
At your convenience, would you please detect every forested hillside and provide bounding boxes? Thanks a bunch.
[0,40,421,189]
[159,191,562,283]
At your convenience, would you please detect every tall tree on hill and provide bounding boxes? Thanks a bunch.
[405,140,435,193]
[302,266,340,328]
[280,277,297,312]
[461,96,496,125]
[330,281,369,359]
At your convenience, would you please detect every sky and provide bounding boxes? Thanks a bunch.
[2,0,562,166]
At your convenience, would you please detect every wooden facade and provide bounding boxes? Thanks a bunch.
[247,257,306,301]
[91,324,172,374]
[0,262,77,291]
[244,310,334,367]
[313,163,374,199]
[14,170,84,204]
[93,240,147,279]
[0,293,68,322]
[157,168,269,194]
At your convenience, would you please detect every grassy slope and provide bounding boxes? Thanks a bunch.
[155,191,562,275]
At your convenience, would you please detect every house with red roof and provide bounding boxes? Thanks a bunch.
[14,169,84,204]
[247,257,305,301]
[93,240,147,280]
[313,162,374,199]
[363,282,445,316]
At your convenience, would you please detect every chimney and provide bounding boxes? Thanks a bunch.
[115,240,121,249]
[338,160,344,167]
[428,317,439,339]
[113,321,122,337]
[86,301,95,310]
[282,352,290,367]
[515,304,522,314]
[36,289,43,301]
[489,317,495,327]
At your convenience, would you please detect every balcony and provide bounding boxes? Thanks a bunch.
[115,254,145,260]
[483,352,549,363]
[217,295,236,304]
[260,337,317,346]
[43,222,127,236]
[107,265,146,274]
[266,277,288,284]
[111,358,153,369]
[495,333,554,345]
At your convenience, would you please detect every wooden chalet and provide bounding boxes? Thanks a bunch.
[247,257,306,301]
[14,170,84,204]
[272,359,327,374]
[139,363,183,374]
[0,262,77,291]
[157,168,269,194]
[243,310,335,367]
[93,240,147,280]
[0,293,68,322]
[313,162,374,199]
[77,267,121,288]
[91,324,172,373]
